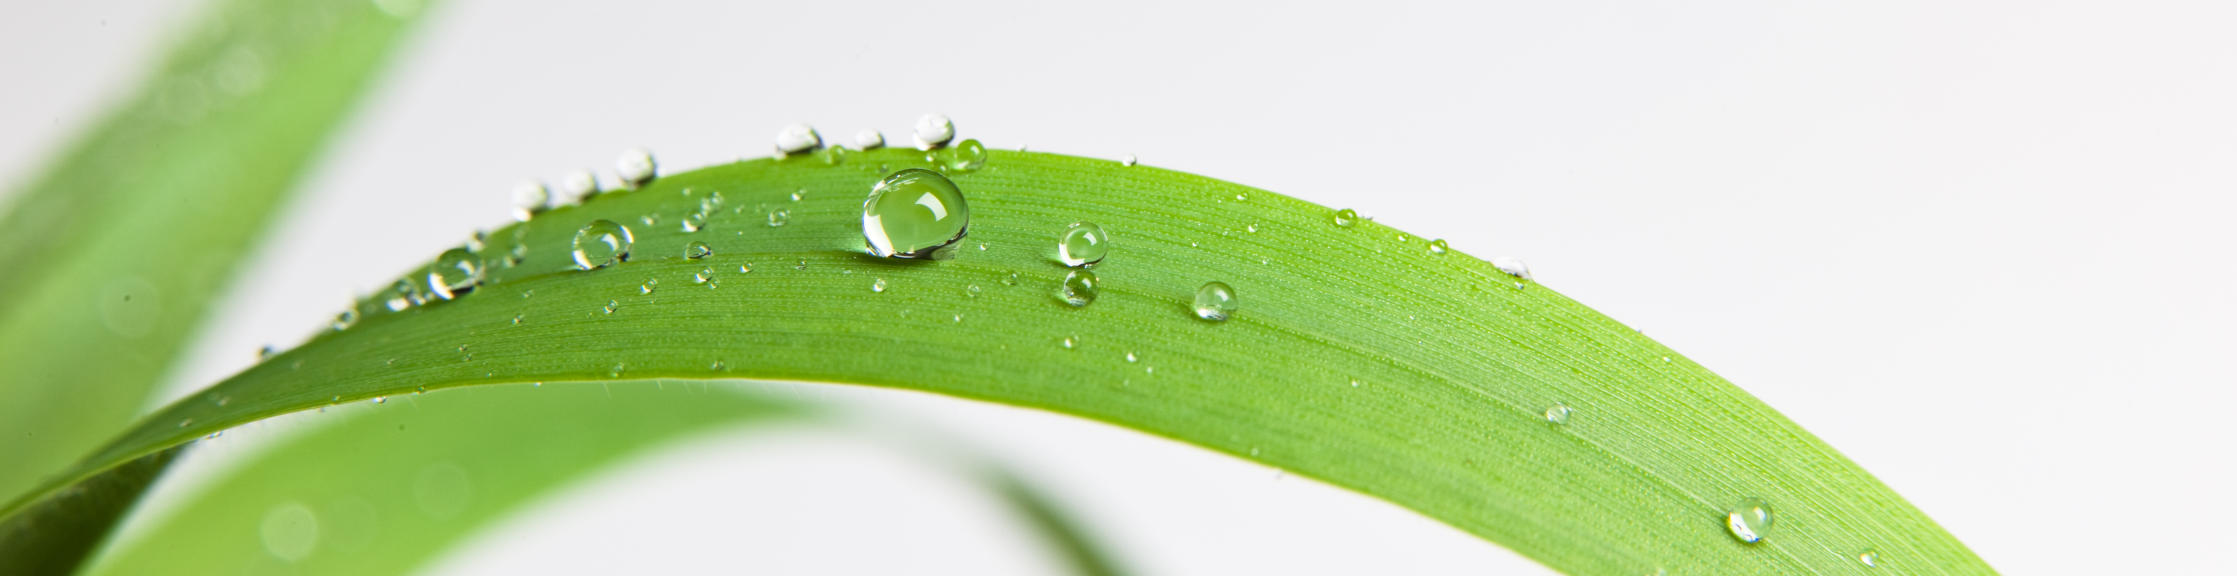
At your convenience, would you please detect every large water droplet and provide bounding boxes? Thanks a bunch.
[1193,281,1236,322]
[775,124,822,156]
[855,129,885,150]
[425,248,484,300]
[615,148,656,188]
[1544,403,1573,425]
[862,169,970,258]
[1491,256,1533,281]
[1333,209,1359,227]
[511,181,550,221]
[1059,270,1098,307]
[945,139,987,172]
[1056,222,1109,267]
[684,241,712,259]
[571,220,634,270]
[913,113,954,149]
[1725,498,1774,544]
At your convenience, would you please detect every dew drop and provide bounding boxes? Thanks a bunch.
[372,396,387,405]
[863,169,970,258]
[855,129,885,150]
[694,267,715,284]
[822,145,852,166]
[1054,222,1112,267]
[965,284,982,298]
[1858,550,1879,567]
[511,314,523,325]
[511,181,550,221]
[1125,352,1138,363]
[425,248,484,300]
[640,277,658,295]
[602,299,619,314]
[1059,270,1098,307]
[913,113,955,149]
[872,278,887,293]
[609,362,627,378]
[1544,403,1573,425]
[1333,208,1359,227]
[775,123,822,156]
[1428,239,1449,255]
[1003,272,1021,286]
[571,220,634,270]
[258,345,276,361]
[1490,256,1533,281]
[945,139,987,172]
[1725,498,1774,544]
[332,307,360,331]
[1246,223,1259,233]
[767,208,790,227]
[615,148,656,187]
[1120,154,1137,167]
[1193,281,1237,322]
[680,210,707,233]
[739,262,754,273]
[559,170,600,202]
[1061,336,1077,349]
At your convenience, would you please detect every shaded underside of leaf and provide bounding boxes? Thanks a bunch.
[14,148,1990,574]
[0,0,434,504]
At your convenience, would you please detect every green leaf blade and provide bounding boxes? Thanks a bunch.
[16,148,1989,574]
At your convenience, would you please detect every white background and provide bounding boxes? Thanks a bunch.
[5,0,2235,574]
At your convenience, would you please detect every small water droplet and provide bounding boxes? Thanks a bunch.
[615,148,656,187]
[1062,336,1078,349]
[1125,352,1138,363]
[332,307,360,331]
[609,362,627,378]
[640,277,658,295]
[373,396,387,404]
[1193,281,1237,322]
[571,220,635,270]
[257,345,277,361]
[1059,270,1098,307]
[1544,403,1573,425]
[775,123,822,156]
[178,418,192,428]
[952,313,963,323]
[512,181,550,221]
[767,208,790,227]
[790,188,807,202]
[739,262,753,274]
[425,248,484,300]
[1725,498,1774,544]
[945,139,987,172]
[863,169,971,258]
[683,241,713,260]
[1246,223,1259,233]
[559,170,599,202]
[1055,222,1110,267]
[1350,379,1361,388]
[511,314,523,325]
[913,113,955,149]
[1333,208,1359,227]
[1428,239,1449,255]
[1003,272,1021,286]
[679,210,707,233]
[603,299,620,314]
[694,267,715,284]
[872,278,887,293]
[794,259,808,271]
[1120,154,1137,167]
[822,145,852,166]
[1491,256,1533,281]
[1858,550,1879,567]
[966,284,982,298]
[855,129,885,149]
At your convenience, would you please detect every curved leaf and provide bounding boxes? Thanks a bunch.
[8,148,1990,574]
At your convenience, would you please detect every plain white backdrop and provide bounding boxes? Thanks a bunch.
[5,0,2235,573]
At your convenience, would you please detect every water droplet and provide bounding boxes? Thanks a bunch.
[1003,272,1021,286]
[863,169,970,258]
[1350,379,1361,388]
[258,345,277,361]
[1428,239,1449,255]
[694,267,716,284]
[603,299,620,314]
[1544,403,1573,425]
[609,362,627,378]
[1725,498,1774,544]
[775,123,822,156]
[1056,222,1110,267]
[425,248,484,300]
[640,277,659,295]
[512,181,550,221]
[332,307,360,331]
[1193,281,1237,322]
[372,396,387,405]
[1062,336,1077,349]
[767,208,790,227]
[559,170,599,202]
[571,220,635,270]
[794,259,808,271]
[684,241,713,259]
[1125,352,1138,363]
[615,148,656,188]
[945,139,987,172]
[178,418,193,428]
[952,313,964,323]
[966,284,982,298]
[822,145,852,166]
[913,113,954,149]
[1333,208,1359,227]
[511,314,523,325]
[1246,223,1259,233]
[1120,154,1138,167]
[1858,550,1879,567]
[855,129,885,150]
[1490,256,1533,280]
[1058,270,1098,307]
[680,210,707,233]
[872,278,887,293]
[739,262,754,273]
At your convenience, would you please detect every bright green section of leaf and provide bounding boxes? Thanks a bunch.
[81,382,801,575]
[0,0,434,505]
[12,148,1990,574]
